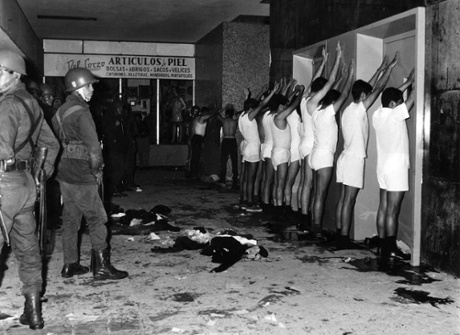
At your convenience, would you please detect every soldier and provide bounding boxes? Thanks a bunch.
[51,68,128,281]
[0,50,59,329]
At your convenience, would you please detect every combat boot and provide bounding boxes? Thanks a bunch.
[19,291,44,330]
[91,249,128,281]
[61,262,90,278]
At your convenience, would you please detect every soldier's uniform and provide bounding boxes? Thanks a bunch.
[0,50,59,330]
[51,67,128,282]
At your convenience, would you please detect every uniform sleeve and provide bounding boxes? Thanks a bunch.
[0,99,20,161]
[36,120,60,177]
[79,112,103,171]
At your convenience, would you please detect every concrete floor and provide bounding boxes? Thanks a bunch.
[0,168,458,335]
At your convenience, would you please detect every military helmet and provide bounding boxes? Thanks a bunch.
[39,83,55,96]
[0,50,26,75]
[64,67,98,92]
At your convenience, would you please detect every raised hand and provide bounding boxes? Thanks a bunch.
[379,55,389,71]
[349,59,355,75]
[336,41,342,57]
[273,81,281,93]
[389,52,399,68]
[407,68,415,83]
[322,47,328,62]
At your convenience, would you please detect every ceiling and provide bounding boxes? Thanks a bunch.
[17,0,270,44]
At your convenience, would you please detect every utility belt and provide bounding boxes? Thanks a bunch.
[0,159,31,173]
[61,141,90,161]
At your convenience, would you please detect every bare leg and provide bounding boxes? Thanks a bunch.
[246,161,259,204]
[262,159,275,204]
[240,161,248,204]
[335,183,345,231]
[311,167,333,231]
[291,171,301,211]
[385,191,405,236]
[340,185,360,236]
[283,160,300,206]
[253,160,263,202]
[275,162,288,206]
[300,157,314,215]
[376,188,388,238]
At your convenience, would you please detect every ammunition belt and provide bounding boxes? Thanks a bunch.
[0,159,31,173]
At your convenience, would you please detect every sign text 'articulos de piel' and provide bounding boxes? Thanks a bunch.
[44,54,195,79]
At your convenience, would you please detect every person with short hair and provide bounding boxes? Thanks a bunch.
[372,69,415,264]
[189,105,219,178]
[238,83,280,212]
[298,47,329,230]
[335,53,399,249]
[270,85,305,218]
[218,104,239,188]
[306,42,345,237]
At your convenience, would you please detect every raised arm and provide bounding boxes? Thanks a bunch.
[313,47,328,81]
[282,77,297,97]
[332,59,347,91]
[398,68,415,92]
[275,85,305,121]
[368,56,388,87]
[248,82,281,120]
[199,103,223,123]
[305,47,328,97]
[403,71,416,111]
[333,60,354,112]
[255,83,269,101]
[286,79,298,102]
[363,52,399,109]
[307,41,342,111]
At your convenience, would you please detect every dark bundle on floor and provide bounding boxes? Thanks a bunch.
[201,235,268,273]
[111,205,180,235]
[151,227,268,272]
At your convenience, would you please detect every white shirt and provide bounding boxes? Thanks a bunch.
[238,112,260,144]
[311,104,338,155]
[372,103,410,173]
[341,101,368,158]
[299,96,314,153]
[262,112,274,146]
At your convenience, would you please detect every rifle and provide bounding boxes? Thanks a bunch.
[34,147,48,254]
[0,160,13,246]
[0,206,9,246]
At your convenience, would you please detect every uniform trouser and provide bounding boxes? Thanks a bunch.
[124,141,137,184]
[190,135,204,177]
[219,138,238,184]
[105,151,126,195]
[136,137,150,168]
[59,182,108,264]
[0,171,42,294]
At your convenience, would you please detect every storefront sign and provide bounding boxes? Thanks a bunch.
[44,54,195,79]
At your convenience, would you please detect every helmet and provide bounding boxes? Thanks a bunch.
[64,67,98,92]
[39,83,55,96]
[0,50,26,75]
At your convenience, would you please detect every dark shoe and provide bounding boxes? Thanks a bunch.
[19,291,44,330]
[91,249,129,281]
[61,262,90,278]
[336,237,365,250]
[246,204,262,213]
[389,247,411,261]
